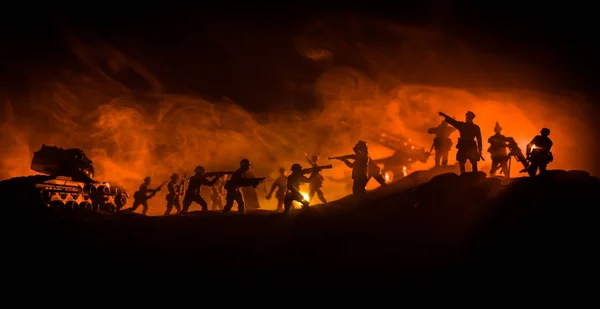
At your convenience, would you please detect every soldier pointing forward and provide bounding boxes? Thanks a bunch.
[438,111,483,174]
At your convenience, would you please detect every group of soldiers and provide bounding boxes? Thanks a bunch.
[123,110,554,216]
[428,111,554,178]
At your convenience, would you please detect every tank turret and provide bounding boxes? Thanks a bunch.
[0,144,128,213]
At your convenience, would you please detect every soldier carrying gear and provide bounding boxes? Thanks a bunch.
[305,154,327,204]
[427,120,456,167]
[130,176,165,215]
[266,167,287,211]
[526,128,553,176]
[181,165,223,213]
[164,173,183,215]
[488,121,510,177]
[222,159,265,214]
[341,140,370,197]
[438,111,483,174]
[282,163,311,214]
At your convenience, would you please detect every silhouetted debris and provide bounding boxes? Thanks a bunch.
[1,169,598,280]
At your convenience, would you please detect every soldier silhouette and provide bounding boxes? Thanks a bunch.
[488,122,510,177]
[438,111,483,174]
[427,120,456,167]
[305,154,327,204]
[282,164,311,214]
[266,167,287,211]
[164,173,183,215]
[340,140,370,197]
[131,176,165,215]
[526,128,554,176]
[181,166,223,213]
[222,159,265,214]
[210,176,225,210]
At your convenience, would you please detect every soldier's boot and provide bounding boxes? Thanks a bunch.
[459,163,466,174]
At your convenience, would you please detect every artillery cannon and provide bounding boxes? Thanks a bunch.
[0,144,129,213]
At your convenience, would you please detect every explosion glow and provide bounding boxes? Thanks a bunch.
[0,17,596,215]
[301,192,310,203]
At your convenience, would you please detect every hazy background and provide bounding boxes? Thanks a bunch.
[1,2,598,214]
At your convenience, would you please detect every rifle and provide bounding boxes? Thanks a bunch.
[205,171,235,177]
[329,154,355,161]
[301,164,333,174]
[133,181,167,202]
[224,177,266,190]
[176,173,187,199]
[426,141,435,160]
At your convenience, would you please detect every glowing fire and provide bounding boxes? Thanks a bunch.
[402,166,407,177]
[384,172,390,182]
[301,192,310,202]
[531,145,537,150]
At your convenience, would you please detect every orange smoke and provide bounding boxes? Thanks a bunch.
[0,17,595,215]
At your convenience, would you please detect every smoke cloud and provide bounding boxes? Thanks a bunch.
[0,16,594,215]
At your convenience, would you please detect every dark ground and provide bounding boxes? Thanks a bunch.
[2,169,598,284]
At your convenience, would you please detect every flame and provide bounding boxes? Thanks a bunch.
[402,166,408,177]
[384,172,391,182]
[531,145,537,150]
[301,192,310,202]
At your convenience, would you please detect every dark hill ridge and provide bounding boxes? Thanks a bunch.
[1,169,598,279]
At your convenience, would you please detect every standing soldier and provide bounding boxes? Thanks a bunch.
[488,122,510,177]
[438,111,483,174]
[181,166,223,213]
[340,141,370,197]
[222,159,265,214]
[282,164,311,214]
[164,173,183,215]
[427,120,456,167]
[210,176,225,210]
[130,176,165,215]
[305,154,327,204]
[266,167,287,211]
[526,128,554,176]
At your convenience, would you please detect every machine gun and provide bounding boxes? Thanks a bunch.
[205,171,235,177]
[329,154,355,161]
[225,177,266,190]
[301,164,333,174]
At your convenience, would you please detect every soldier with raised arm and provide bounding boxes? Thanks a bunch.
[222,159,265,214]
[488,122,510,177]
[427,120,456,167]
[438,111,483,174]
[164,173,183,215]
[304,154,327,204]
[526,128,554,176]
[181,166,223,213]
[282,164,311,214]
[266,167,287,211]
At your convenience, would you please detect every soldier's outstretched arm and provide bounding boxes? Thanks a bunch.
[301,175,311,183]
[205,176,222,186]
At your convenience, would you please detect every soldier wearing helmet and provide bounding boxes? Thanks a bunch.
[339,140,370,197]
[487,122,511,177]
[427,120,456,167]
[282,163,311,214]
[223,158,263,214]
[266,167,287,211]
[526,128,553,176]
[181,165,224,213]
[438,111,483,174]
[304,153,327,204]
[164,173,184,215]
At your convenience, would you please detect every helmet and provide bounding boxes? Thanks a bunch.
[494,121,502,132]
[310,155,319,162]
[194,166,205,173]
[466,111,476,119]
[170,173,180,180]
[143,176,151,182]
[291,163,303,172]
[541,128,550,136]
[240,159,251,167]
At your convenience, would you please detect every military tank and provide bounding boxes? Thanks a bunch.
[368,130,429,182]
[0,144,129,213]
